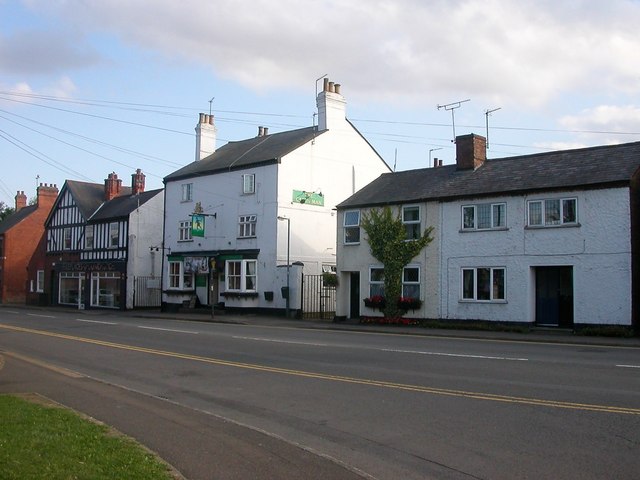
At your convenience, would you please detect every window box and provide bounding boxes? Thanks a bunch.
[363,295,386,309]
[221,291,259,299]
[397,297,422,311]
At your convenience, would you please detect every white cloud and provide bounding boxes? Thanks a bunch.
[560,105,640,134]
[18,0,640,109]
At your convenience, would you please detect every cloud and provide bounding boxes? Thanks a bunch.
[0,28,101,75]
[19,0,640,109]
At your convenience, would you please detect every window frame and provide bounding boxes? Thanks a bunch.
[461,267,506,302]
[84,225,94,249]
[461,202,506,230]
[343,210,361,245]
[181,183,193,202]
[168,261,193,290]
[369,266,385,298]
[109,222,119,248]
[242,174,255,194]
[36,270,45,293]
[402,265,421,299]
[527,197,578,227]
[178,220,193,242]
[402,205,421,240]
[63,227,72,250]
[238,215,257,238]
[225,259,258,292]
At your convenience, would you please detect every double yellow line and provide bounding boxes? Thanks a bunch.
[2,323,639,416]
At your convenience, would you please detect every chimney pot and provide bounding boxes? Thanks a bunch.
[263,127,268,136]
[258,126,264,137]
[328,81,335,93]
[323,77,329,91]
[199,113,205,123]
[131,168,146,195]
[334,83,341,94]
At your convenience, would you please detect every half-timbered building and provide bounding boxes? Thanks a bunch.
[44,170,163,310]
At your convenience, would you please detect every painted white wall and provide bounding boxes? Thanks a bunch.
[125,191,164,308]
[440,188,632,325]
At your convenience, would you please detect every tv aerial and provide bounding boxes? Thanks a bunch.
[437,99,470,143]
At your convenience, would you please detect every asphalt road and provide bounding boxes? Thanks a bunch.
[1,307,639,480]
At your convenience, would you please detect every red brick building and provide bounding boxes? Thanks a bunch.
[0,184,58,304]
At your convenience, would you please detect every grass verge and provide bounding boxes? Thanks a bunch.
[0,394,178,480]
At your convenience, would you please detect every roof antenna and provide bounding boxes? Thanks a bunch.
[393,148,398,172]
[429,147,442,167]
[208,97,215,116]
[437,99,470,143]
[485,107,501,149]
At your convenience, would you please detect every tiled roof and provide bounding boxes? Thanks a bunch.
[164,127,324,182]
[65,181,122,219]
[337,140,640,208]
[0,205,37,234]
[89,189,163,222]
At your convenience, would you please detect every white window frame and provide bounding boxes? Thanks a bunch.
[178,220,193,242]
[168,261,193,290]
[36,270,45,293]
[369,266,385,298]
[402,266,420,299]
[109,222,119,248]
[225,259,258,292]
[462,203,506,230]
[63,227,72,250]
[343,210,361,244]
[84,225,94,249]
[402,205,421,240]
[181,183,193,202]
[461,267,506,302]
[527,198,577,227]
[242,174,255,194]
[238,215,257,238]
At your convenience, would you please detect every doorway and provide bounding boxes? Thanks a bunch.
[535,266,574,327]
[349,272,360,320]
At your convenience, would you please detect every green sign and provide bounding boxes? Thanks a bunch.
[292,190,324,206]
[191,214,205,237]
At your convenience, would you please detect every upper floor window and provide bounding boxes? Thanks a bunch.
[179,220,193,242]
[109,222,119,248]
[344,210,360,244]
[63,227,72,250]
[226,259,257,292]
[462,203,506,230]
[181,183,193,202]
[242,174,255,194]
[402,205,421,239]
[84,225,94,249]
[462,267,505,302]
[527,198,577,227]
[238,215,257,238]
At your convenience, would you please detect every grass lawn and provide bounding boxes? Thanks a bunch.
[0,394,178,480]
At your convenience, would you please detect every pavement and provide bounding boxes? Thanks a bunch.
[1,304,639,479]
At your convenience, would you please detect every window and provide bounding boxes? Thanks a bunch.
[402,266,420,298]
[168,261,193,290]
[109,222,119,248]
[527,198,577,227]
[402,205,421,239]
[181,183,193,202]
[179,220,193,241]
[242,174,255,194]
[369,267,384,297]
[344,210,360,244]
[462,267,505,301]
[462,203,506,230]
[238,215,257,238]
[225,259,257,292]
[36,270,44,292]
[63,228,72,250]
[84,225,94,249]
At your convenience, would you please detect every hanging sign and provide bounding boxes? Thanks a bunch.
[191,214,205,237]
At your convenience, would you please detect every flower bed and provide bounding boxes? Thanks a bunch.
[359,316,420,326]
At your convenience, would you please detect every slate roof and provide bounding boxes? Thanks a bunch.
[337,141,640,209]
[89,188,163,222]
[65,180,129,219]
[164,127,324,182]
[0,205,37,234]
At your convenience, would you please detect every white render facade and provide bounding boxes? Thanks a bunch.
[162,79,390,313]
[336,135,640,328]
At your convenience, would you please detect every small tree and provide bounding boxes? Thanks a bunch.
[361,206,433,318]
[0,202,14,222]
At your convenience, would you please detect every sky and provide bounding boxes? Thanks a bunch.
[1,0,640,207]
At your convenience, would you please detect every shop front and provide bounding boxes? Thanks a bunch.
[54,260,126,309]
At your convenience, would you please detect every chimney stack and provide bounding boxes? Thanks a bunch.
[195,113,217,161]
[258,126,264,137]
[317,76,346,131]
[131,169,145,195]
[104,172,122,201]
[456,134,486,170]
[15,191,27,211]
[36,183,59,208]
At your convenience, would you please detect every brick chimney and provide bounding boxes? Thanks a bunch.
[131,169,145,195]
[36,183,59,208]
[316,77,346,131]
[14,191,27,211]
[104,172,122,201]
[195,113,217,161]
[456,134,486,170]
